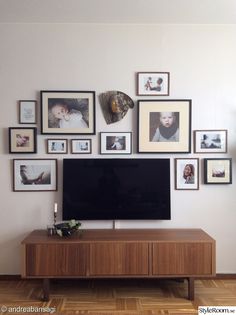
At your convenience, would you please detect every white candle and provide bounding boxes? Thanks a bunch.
[54,203,58,213]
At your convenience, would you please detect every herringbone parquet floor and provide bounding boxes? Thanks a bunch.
[0,279,236,315]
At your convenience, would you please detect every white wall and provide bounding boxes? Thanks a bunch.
[0,23,236,274]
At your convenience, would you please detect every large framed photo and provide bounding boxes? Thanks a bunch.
[47,139,68,154]
[71,139,92,154]
[13,159,57,191]
[204,158,232,184]
[19,100,37,124]
[138,100,191,153]
[100,132,132,154]
[137,72,170,96]
[9,127,37,153]
[41,90,95,135]
[194,130,227,153]
[175,158,199,190]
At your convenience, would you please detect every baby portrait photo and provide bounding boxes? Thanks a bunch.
[138,100,191,153]
[149,111,179,142]
[41,91,95,134]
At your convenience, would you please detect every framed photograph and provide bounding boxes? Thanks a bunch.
[41,90,95,135]
[19,100,37,124]
[137,72,170,96]
[47,139,68,154]
[9,127,37,153]
[138,100,191,153]
[100,132,132,154]
[175,158,199,190]
[71,139,92,154]
[204,158,232,184]
[194,130,227,153]
[13,159,57,191]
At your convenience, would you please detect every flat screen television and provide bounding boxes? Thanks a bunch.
[63,158,171,220]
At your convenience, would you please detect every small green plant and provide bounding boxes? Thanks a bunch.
[55,219,81,237]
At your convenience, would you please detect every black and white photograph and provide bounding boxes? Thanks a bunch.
[204,158,232,184]
[13,159,57,191]
[138,100,191,153]
[41,91,95,134]
[150,112,179,142]
[194,130,227,153]
[9,127,37,154]
[47,139,68,154]
[137,72,170,96]
[100,132,132,154]
[175,158,199,190]
[71,139,92,154]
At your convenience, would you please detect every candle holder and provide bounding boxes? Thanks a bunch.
[54,210,57,226]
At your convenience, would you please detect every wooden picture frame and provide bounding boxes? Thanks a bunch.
[19,100,37,124]
[175,158,199,190]
[47,139,68,154]
[9,127,37,153]
[100,132,132,155]
[41,90,95,135]
[71,139,92,154]
[138,100,191,153]
[194,130,227,153]
[204,158,232,184]
[137,72,170,96]
[13,159,57,191]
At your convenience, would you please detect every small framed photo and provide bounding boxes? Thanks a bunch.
[71,139,92,154]
[204,158,232,184]
[9,127,37,153]
[137,72,170,96]
[138,100,191,153]
[175,158,199,190]
[194,130,227,153]
[41,90,95,135]
[19,100,37,124]
[47,139,68,154]
[13,159,57,191]
[100,132,132,155]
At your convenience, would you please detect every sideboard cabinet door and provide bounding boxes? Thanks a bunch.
[26,244,89,276]
[90,242,149,276]
[152,243,214,276]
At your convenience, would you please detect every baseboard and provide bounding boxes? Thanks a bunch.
[1,274,236,281]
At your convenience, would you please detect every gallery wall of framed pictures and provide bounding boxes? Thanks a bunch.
[8,75,232,192]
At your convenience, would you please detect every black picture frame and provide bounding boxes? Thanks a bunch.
[19,100,37,124]
[40,90,96,135]
[100,132,132,155]
[204,158,232,184]
[194,129,227,153]
[9,127,37,154]
[71,139,92,154]
[175,158,199,190]
[138,99,191,153]
[13,159,58,191]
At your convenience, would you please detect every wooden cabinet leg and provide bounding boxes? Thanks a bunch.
[187,277,194,300]
[42,278,50,301]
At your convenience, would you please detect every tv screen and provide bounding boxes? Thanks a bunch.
[63,158,171,220]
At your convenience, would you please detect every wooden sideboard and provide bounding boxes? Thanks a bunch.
[21,229,216,301]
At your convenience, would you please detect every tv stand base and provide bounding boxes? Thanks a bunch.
[22,229,215,301]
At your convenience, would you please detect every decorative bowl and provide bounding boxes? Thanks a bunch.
[55,220,81,237]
